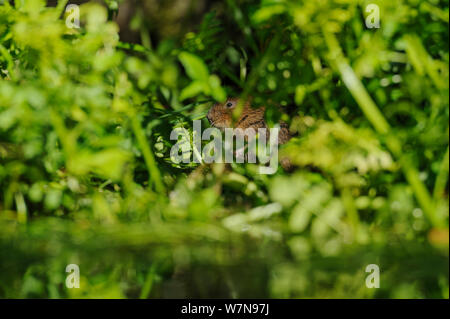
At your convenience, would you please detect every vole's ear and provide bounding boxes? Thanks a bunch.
[245,95,254,104]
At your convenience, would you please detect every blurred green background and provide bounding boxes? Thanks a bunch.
[0,0,448,298]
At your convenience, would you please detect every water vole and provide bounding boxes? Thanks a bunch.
[206,97,292,170]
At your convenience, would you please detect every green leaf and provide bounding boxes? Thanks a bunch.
[208,75,226,102]
[180,80,206,101]
[179,52,210,81]
[251,4,286,24]
[289,203,312,233]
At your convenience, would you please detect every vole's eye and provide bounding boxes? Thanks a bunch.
[226,102,234,108]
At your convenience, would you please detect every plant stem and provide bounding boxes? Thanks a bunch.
[433,146,449,200]
[131,116,165,193]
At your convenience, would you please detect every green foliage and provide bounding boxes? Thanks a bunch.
[0,0,448,298]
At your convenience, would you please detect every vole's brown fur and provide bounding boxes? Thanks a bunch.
[207,97,292,170]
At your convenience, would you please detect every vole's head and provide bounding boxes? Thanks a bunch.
[206,97,240,130]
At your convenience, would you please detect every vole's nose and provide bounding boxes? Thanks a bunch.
[206,112,213,125]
